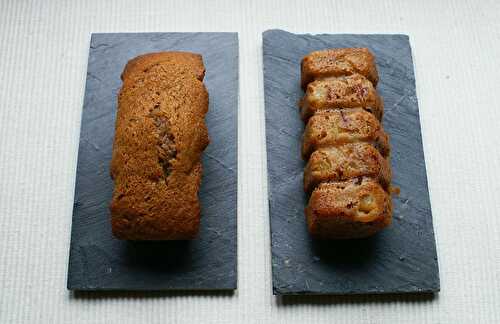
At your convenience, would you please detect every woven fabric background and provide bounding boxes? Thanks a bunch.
[1,0,499,323]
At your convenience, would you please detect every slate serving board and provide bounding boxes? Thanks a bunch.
[263,29,439,295]
[68,33,238,291]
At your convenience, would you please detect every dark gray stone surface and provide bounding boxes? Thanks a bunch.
[68,33,238,291]
[263,29,439,295]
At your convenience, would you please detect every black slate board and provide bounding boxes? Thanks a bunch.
[263,30,439,295]
[68,33,238,291]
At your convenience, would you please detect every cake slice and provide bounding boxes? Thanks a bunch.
[301,48,379,89]
[304,142,391,193]
[306,178,392,239]
[302,109,390,159]
[299,74,383,120]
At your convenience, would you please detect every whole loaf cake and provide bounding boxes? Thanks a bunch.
[109,52,209,240]
[300,48,393,239]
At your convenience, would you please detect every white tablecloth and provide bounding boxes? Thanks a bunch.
[1,0,499,323]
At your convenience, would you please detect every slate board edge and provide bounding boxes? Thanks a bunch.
[66,34,95,290]
[263,28,411,39]
[273,285,439,296]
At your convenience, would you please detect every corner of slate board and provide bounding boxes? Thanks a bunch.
[263,29,440,295]
[68,32,238,291]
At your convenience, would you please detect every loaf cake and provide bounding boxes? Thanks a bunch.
[300,48,393,239]
[299,74,383,120]
[109,52,209,240]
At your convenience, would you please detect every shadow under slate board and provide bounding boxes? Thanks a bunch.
[263,29,439,295]
[68,33,238,291]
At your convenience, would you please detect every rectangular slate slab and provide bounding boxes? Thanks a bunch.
[68,32,238,291]
[263,29,439,295]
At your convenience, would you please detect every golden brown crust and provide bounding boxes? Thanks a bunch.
[304,143,391,193]
[301,48,379,89]
[302,109,390,159]
[110,52,209,240]
[306,178,392,239]
[121,52,206,82]
[299,74,383,120]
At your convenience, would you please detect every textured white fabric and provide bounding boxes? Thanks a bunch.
[1,0,500,323]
